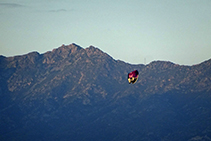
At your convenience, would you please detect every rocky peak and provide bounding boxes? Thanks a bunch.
[85,45,113,61]
[51,43,83,55]
[24,51,40,63]
[42,44,83,64]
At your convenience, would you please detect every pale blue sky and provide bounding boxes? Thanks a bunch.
[0,0,211,65]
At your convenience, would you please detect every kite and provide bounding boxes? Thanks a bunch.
[128,70,139,84]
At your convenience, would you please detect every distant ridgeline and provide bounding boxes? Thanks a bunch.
[1,43,211,140]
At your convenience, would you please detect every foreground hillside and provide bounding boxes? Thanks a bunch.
[0,44,211,140]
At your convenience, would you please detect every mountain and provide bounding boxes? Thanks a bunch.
[1,43,211,141]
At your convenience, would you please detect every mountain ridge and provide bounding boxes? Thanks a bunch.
[1,43,211,140]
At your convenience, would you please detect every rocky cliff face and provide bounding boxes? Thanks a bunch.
[1,44,211,140]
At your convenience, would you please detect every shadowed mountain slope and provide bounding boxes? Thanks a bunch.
[0,44,211,140]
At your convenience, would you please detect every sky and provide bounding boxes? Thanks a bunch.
[0,0,211,65]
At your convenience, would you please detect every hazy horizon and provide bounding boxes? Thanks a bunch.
[1,0,211,65]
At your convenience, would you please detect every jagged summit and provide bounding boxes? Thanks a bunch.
[85,45,113,59]
[50,43,83,55]
[45,44,106,56]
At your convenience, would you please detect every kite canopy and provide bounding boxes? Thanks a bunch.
[128,70,139,84]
